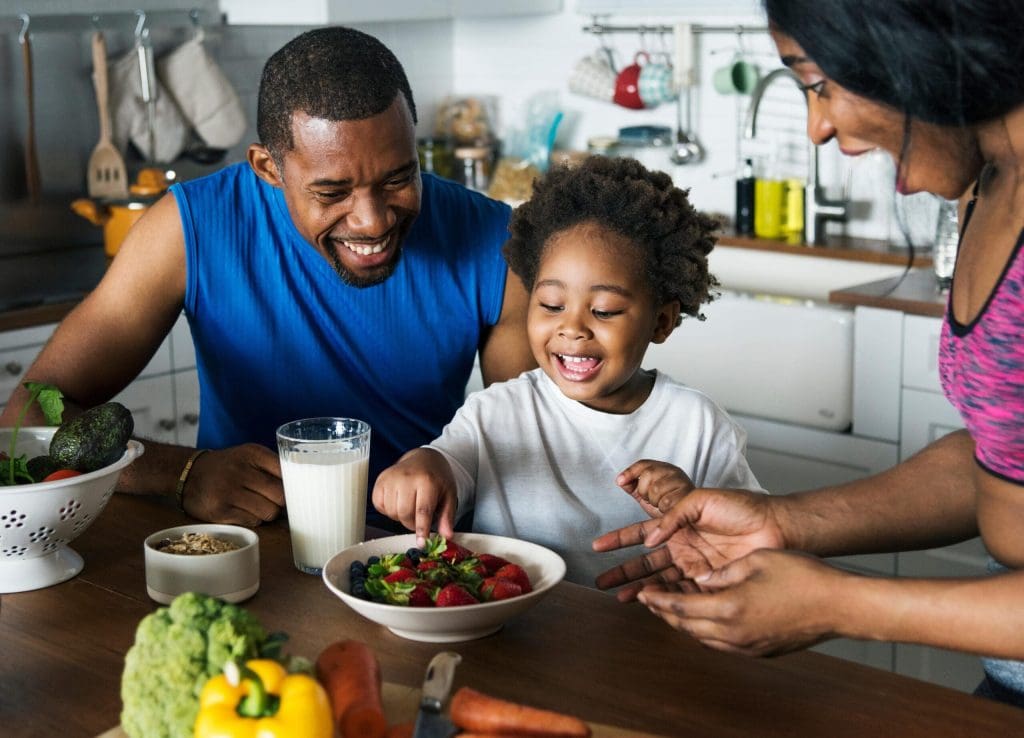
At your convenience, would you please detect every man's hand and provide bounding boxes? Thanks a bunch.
[635,549,849,657]
[372,448,458,545]
[180,443,285,526]
[593,487,785,600]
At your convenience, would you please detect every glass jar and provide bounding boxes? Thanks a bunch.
[417,137,454,180]
[454,146,492,192]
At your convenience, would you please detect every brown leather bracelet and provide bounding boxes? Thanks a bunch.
[174,449,209,512]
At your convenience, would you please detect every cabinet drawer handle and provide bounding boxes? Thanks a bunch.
[158,419,177,431]
[182,413,199,426]
[5,361,22,376]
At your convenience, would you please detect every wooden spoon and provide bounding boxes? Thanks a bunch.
[19,20,40,203]
[87,31,128,200]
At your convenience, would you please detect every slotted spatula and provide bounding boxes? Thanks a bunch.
[87,31,128,199]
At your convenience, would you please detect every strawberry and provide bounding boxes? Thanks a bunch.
[435,583,479,607]
[439,539,473,564]
[481,576,522,602]
[408,583,434,608]
[416,559,443,572]
[477,553,510,576]
[383,568,417,584]
[494,563,532,593]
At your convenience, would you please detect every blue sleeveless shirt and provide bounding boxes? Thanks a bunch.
[170,163,511,491]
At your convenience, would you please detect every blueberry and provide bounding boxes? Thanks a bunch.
[352,580,369,599]
[349,560,367,577]
[367,555,380,566]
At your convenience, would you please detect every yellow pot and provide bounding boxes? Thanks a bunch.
[71,168,169,258]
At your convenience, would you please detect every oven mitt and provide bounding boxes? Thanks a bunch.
[109,42,189,163]
[158,31,247,149]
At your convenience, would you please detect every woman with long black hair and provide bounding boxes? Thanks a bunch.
[594,0,1024,707]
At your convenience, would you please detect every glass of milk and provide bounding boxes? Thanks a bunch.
[276,417,371,574]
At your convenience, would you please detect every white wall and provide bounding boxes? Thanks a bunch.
[450,3,926,244]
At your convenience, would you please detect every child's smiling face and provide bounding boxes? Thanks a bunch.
[528,222,680,414]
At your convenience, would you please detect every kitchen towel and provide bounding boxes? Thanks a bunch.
[110,42,189,163]
[158,30,247,149]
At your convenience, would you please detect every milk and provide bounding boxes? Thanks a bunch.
[280,449,368,574]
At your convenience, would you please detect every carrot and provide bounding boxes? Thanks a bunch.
[449,687,592,737]
[315,639,388,738]
[384,722,414,738]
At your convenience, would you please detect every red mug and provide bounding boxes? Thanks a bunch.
[613,52,648,110]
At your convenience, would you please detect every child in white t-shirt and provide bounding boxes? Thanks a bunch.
[372,156,762,585]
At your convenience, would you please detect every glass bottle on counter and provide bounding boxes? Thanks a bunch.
[754,158,785,240]
[933,198,960,290]
[735,158,755,235]
[454,146,493,192]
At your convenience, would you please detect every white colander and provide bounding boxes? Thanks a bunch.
[0,427,144,593]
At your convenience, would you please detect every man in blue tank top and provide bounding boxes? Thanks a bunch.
[0,27,533,528]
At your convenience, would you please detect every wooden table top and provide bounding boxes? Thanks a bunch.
[3,494,1023,737]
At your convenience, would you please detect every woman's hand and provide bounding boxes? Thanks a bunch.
[371,448,458,545]
[593,487,785,600]
[636,549,850,657]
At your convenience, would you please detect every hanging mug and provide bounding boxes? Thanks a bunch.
[638,53,676,107]
[613,52,647,110]
[569,51,618,102]
[713,54,760,95]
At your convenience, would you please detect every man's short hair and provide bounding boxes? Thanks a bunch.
[257,26,418,160]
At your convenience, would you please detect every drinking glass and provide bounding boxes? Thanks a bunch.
[276,417,371,574]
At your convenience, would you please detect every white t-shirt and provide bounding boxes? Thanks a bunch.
[428,368,763,586]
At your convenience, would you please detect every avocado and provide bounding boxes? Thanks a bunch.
[49,402,134,472]
[26,454,59,483]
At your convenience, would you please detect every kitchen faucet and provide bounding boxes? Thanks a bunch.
[743,67,847,245]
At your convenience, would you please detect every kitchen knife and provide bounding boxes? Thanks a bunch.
[413,651,462,738]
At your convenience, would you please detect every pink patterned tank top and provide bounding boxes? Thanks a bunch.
[938,200,1024,485]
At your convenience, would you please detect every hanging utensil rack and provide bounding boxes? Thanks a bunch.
[582,19,767,36]
[1,8,221,169]
[0,8,218,36]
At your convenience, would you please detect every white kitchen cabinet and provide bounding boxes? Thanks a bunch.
[114,375,179,446]
[220,0,562,26]
[174,369,200,448]
[0,313,199,449]
[0,323,60,406]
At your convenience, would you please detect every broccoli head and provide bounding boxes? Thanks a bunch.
[120,592,268,738]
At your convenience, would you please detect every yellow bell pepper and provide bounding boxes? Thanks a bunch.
[193,658,333,738]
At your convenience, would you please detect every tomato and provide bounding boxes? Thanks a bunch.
[42,469,83,482]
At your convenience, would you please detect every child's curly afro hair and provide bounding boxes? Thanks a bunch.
[503,156,719,320]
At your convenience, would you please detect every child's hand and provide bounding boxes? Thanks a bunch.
[617,460,695,518]
[371,448,458,546]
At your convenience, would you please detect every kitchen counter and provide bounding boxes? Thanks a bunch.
[717,231,933,268]
[5,493,1024,737]
[829,268,948,318]
[0,231,935,332]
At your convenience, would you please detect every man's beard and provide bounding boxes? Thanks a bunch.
[329,245,403,288]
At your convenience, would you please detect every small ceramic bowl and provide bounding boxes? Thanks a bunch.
[144,524,259,605]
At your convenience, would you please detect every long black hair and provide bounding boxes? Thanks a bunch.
[764,0,1024,127]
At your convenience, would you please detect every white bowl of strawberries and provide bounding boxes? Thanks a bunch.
[322,532,566,642]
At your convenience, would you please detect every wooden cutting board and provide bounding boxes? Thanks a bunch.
[99,681,664,738]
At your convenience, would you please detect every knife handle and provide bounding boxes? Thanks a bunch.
[421,651,462,708]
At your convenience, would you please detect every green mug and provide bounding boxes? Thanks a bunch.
[713,58,760,95]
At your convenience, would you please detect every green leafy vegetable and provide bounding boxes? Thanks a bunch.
[120,592,279,738]
[2,381,64,486]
